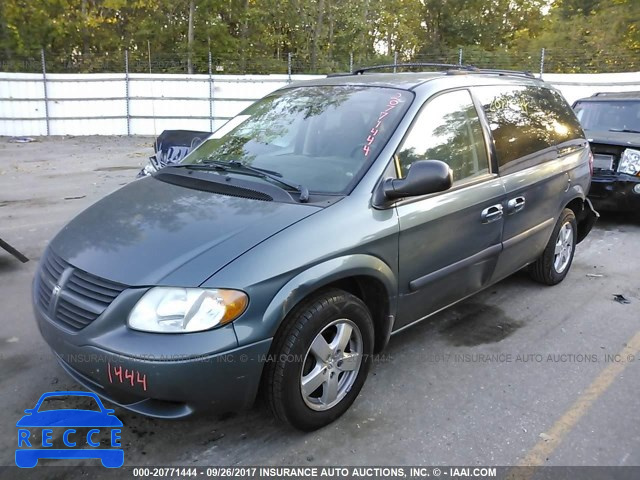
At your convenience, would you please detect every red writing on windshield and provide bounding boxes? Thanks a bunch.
[363,92,402,157]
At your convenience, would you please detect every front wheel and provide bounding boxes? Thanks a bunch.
[529,208,577,285]
[264,289,374,431]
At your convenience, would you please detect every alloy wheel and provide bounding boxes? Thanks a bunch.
[300,319,363,411]
[553,222,574,273]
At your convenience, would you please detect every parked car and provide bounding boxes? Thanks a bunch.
[573,91,640,212]
[138,129,209,177]
[34,64,597,431]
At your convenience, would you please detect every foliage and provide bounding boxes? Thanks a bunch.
[0,0,637,73]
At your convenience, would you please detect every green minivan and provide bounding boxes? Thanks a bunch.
[34,65,597,430]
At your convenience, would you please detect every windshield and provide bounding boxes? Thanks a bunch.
[574,100,640,132]
[183,85,412,194]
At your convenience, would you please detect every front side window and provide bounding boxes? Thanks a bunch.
[184,86,412,194]
[396,89,489,183]
[574,100,640,133]
[474,85,584,171]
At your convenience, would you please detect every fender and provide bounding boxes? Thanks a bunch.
[561,186,599,244]
[577,197,599,243]
[262,254,398,344]
[565,183,586,204]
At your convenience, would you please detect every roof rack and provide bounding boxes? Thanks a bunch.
[469,68,536,78]
[353,63,462,75]
[349,63,536,79]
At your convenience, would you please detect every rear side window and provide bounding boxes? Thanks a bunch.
[474,85,583,171]
[396,89,489,184]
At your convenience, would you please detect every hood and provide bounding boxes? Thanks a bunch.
[50,176,319,286]
[584,129,640,148]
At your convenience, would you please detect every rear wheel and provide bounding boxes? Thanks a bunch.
[529,208,577,285]
[264,289,374,431]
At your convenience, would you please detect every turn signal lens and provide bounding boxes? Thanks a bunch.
[218,289,249,325]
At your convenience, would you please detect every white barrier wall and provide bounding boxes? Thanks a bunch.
[0,71,638,137]
[544,71,640,104]
[0,73,322,137]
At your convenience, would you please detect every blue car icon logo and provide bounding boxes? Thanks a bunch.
[16,391,124,468]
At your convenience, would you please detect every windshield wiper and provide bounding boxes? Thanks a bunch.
[167,161,310,203]
[609,128,640,134]
[211,160,283,177]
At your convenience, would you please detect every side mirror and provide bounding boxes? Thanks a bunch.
[383,160,453,200]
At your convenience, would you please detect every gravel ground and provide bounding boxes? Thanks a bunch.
[1,136,639,479]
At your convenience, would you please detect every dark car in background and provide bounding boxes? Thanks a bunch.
[138,129,209,177]
[573,92,640,212]
[35,65,596,431]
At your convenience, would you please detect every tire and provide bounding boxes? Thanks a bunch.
[263,288,374,431]
[529,208,577,285]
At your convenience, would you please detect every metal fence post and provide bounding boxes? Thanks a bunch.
[125,49,131,136]
[147,40,152,74]
[393,51,398,72]
[287,52,292,82]
[540,48,545,79]
[459,48,463,66]
[40,49,50,136]
[208,50,214,132]
[349,52,354,73]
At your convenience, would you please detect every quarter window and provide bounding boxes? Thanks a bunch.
[474,85,583,171]
[396,90,489,184]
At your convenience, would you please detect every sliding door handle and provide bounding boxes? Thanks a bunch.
[507,196,526,214]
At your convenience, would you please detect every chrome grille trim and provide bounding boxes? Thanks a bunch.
[34,248,127,331]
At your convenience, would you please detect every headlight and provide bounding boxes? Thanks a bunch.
[618,148,640,176]
[128,287,248,333]
[138,159,158,177]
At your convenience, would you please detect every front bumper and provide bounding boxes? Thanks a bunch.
[588,174,640,211]
[35,298,272,419]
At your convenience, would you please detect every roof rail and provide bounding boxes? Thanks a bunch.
[467,68,536,79]
[592,91,640,97]
[350,63,537,79]
[353,63,464,75]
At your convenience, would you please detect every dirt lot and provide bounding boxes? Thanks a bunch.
[1,136,640,477]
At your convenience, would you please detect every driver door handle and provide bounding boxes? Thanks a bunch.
[507,196,526,214]
[481,204,503,224]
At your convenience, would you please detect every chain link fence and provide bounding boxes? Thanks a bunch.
[2,47,639,76]
[2,46,639,137]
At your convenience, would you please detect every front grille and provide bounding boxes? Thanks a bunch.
[35,248,69,312]
[35,248,127,331]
